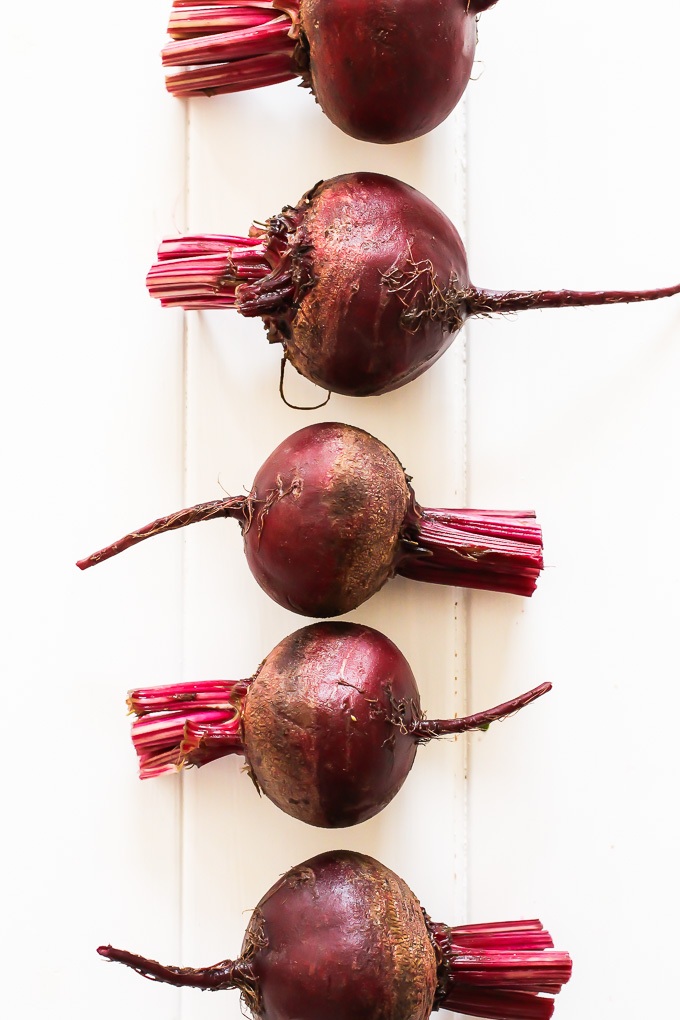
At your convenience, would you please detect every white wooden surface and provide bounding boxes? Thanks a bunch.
[467,2,680,1017]
[2,3,678,1020]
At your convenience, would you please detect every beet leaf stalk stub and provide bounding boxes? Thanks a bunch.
[399,506,543,598]
[429,919,573,1019]
[129,679,248,779]
[77,423,544,614]
[162,2,302,99]
[98,850,572,1020]
[145,173,680,400]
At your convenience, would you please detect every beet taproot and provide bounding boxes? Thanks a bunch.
[77,422,544,614]
[98,849,572,1019]
[162,1,499,143]
[147,173,680,399]
[130,621,550,827]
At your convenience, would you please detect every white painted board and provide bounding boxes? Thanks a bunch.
[2,3,186,1020]
[468,2,680,1017]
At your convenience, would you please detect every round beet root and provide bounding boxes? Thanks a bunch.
[129,621,550,827]
[241,422,411,615]
[98,850,572,1020]
[162,1,497,143]
[243,622,421,826]
[147,172,680,399]
[78,422,545,613]
[300,0,481,143]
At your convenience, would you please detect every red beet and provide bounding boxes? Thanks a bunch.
[147,173,680,398]
[98,849,572,1020]
[162,1,499,143]
[129,621,550,827]
[77,421,544,614]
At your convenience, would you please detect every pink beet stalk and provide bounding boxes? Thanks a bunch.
[129,679,248,778]
[429,919,573,1019]
[163,1,300,97]
[398,508,544,598]
[147,235,271,309]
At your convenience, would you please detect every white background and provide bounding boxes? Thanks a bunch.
[2,2,679,1018]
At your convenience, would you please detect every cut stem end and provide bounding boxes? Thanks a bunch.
[399,506,543,597]
[163,2,301,98]
[129,680,249,779]
[429,919,572,1019]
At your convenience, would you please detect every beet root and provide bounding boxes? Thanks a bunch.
[129,621,550,827]
[161,1,496,143]
[147,173,680,399]
[98,849,572,1020]
[77,422,545,615]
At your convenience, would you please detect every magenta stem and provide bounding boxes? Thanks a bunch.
[97,945,253,992]
[399,508,543,598]
[76,496,248,571]
[147,234,271,309]
[444,987,557,1020]
[128,679,249,779]
[168,5,278,42]
[470,281,680,316]
[430,919,572,1020]
[163,17,293,66]
[414,682,551,739]
[163,1,300,98]
[165,51,296,98]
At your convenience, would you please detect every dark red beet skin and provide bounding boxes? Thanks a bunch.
[302,0,480,143]
[98,850,572,1020]
[241,421,413,615]
[77,422,545,614]
[146,172,680,399]
[129,621,551,827]
[162,1,497,143]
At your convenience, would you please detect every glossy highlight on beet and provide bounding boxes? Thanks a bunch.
[146,173,680,399]
[98,849,572,1020]
[161,1,498,143]
[129,621,551,827]
[77,422,545,614]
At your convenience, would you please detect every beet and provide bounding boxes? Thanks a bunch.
[129,621,550,827]
[161,1,498,143]
[147,173,680,398]
[98,849,572,1020]
[77,421,544,614]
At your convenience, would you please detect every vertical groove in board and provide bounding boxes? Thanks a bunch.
[179,98,192,1020]
[454,99,470,938]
